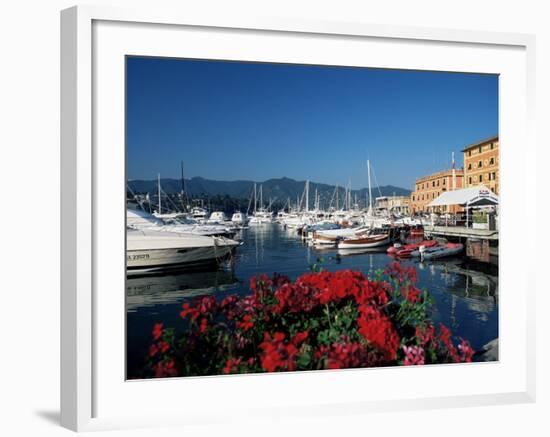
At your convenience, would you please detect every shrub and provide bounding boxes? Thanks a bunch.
[142,262,474,378]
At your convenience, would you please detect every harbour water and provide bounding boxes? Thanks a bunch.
[126,223,498,378]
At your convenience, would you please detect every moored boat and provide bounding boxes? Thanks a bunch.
[127,207,234,237]
[126,228,243,275]
[207,211,229,224]
[387,239,438,257]
[412,242,464,260]
[127,228,240,275]
[337,232,390,249]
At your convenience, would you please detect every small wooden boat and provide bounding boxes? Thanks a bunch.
[311,231,340,245]
[337,233,390,249]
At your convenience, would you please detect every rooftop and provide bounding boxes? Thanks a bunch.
[414,168,464,184]
[428,185,498,207]
[461,135,499,152]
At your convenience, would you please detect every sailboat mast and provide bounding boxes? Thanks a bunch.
[253,183,257,214]
[367,160,373,214]
[336,184,339,210]
[314,188,318,210]
[260,185,263,209]
[157,173,162,214]
[180,161,186,211]
[305,180,309,212]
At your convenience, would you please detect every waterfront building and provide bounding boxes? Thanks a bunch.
[375,195,410,215]
[410,168,464,214]
[462,135,499,194]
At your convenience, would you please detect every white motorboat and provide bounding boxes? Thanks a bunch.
[127,207,233,237]
[248,183,273,225]
[207,211,229,223]
[126,228,240,275]
[249,212,273,225]
[231,211,248,225]
[191,206,208,221]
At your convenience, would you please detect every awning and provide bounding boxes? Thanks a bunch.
[428,186,498,207]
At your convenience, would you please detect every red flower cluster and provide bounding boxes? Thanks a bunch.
[236,314,254,331]
[458,339,475,363]
[152,359,177,378]
[152,323,163,340]
[316,337,379,369]
[356,304,400,361]
[258,332,300,372]
[149,340,170,357]
[222,357,255,374]
[143,266,478,378]
[416,323,436,346]
[438,324,459,361]
[180,296,217,321]
[406,285,421,304]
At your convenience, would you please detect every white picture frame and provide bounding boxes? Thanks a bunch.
[60,5,536,432]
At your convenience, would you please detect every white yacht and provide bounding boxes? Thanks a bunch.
[231,211,248,225]
[127,206,233,237]
[191,206,208,221]
[249,209,273,225]
[127,228,239,275]
[207,211,229,223]
[248,183,273,225]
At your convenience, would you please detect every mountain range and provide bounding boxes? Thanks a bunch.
[128,177,411,208]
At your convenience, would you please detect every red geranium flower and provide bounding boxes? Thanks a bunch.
[152,323,163,340]
[148,343,159,357]
[357,305,400,361]
[236,314,254,331]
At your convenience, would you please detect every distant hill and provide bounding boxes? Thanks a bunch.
[128,176,410,210]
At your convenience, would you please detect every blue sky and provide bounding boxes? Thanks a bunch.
[126,57,498,190]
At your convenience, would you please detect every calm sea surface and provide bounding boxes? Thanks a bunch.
[126,224,498,377]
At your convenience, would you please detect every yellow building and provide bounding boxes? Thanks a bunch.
[410,168,464,213]
[462,135,499,194]
[375,195,410,215]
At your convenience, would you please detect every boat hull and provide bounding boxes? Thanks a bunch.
[421,244,464,260]
[127,245,234,275]
[337,234,390,249]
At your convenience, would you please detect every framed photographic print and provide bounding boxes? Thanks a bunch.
[61,5,536,432]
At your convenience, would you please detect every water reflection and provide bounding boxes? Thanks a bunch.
[126,269,239,311]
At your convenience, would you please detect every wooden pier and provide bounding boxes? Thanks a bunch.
[424,225,499,241]
[424,225,498,264]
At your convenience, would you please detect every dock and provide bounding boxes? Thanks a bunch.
[424,225,498,241]
[424,225,498,264]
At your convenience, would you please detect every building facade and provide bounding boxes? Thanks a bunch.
[410,168,464,213]
[462,135,499,194]
[375,195,410,215]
